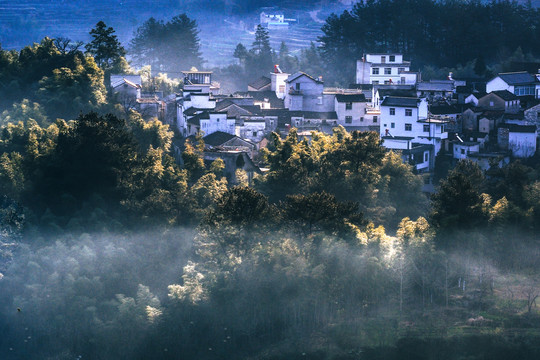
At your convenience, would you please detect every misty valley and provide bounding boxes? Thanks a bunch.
[2,1,540,359]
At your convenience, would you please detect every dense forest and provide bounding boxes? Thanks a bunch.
[318,0,540,83]
[1,3,540,359]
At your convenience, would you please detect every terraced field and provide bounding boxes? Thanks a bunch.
[0,0,348,67]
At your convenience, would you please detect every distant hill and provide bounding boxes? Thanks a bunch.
[0,0,538,68]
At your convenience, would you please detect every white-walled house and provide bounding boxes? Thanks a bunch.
[186,111,235,137]
[477,90,520,113]
[176,90,217,136]
[524,103,540,127]
[110,75,142,99]
[284,72,334,112]
[334,94,369,127]
[380,96,448,171]
[236,118,267,143]
[356,53,413,85]
[271,65,290,99]
[486,71,540,98]
[453,141,480,160]
[498,124,537,158]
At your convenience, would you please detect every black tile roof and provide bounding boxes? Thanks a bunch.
[381,96,420,107]
[377,88,417,98]
[497,72,537,85]
[286,71,323,84]
[499,123,537,133]
[335,94,367,102]
[429,104,459,115]
[247,91,285,108]
[248,76,271,90]
[187,111,210,126]
[203,131,237,146]
[490,90,519,101]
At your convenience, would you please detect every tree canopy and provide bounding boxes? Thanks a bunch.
[130,14,203,73]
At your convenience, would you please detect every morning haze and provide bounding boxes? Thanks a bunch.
[1,0,540,359]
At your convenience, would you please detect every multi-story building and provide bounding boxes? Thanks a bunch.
[356,54,414,85]
[380,96,448,172]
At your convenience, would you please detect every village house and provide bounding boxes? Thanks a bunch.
[248,76,272,92]
[416,80,454,102]
[497,123,537,158]
[477,90,520,113]
[380,96,448,171]
[334,94,370,127]
[110,74,142,100]
[464,92,487,107]
[356,53,414,85]
[524,102,540,127]
[235,117,267,143]
[453,140,480,160]
[182,68,220,95]
[468,152,510,171]
[486,71,540,98]
[284,71,335,112]
[176,89,217,136]
[185,111,235,137]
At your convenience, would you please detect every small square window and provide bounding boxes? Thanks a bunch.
[345,102,352,110]
[360,117,364,122]
[398,67,404,73]
[405,109,412,116]
[423,124,430,132]
[384,68,392,75]
[252,131,257,137]
[345,116,352,124]
[391,122,395,128]
[389,55,395,62]
[373,116,378,122]
[461,149,465,154]
[390,108,395,115]
[372,68,379,75]
[405,123,412,131]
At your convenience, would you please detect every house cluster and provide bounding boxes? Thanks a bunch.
[110,74,167,120]
[110,54,540,187]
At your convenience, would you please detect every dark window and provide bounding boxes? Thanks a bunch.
[461,149,465,155]
[405,123,412,131]
[384,68,392,75]
[345,102,352,110]
[360,117,364,122]
[390,108,395,115]
[423,124,430,132]
[372,68,379,75]
[398,67,404,73]
[373,116,378,122]
[389,55,396,62]
[391,122,395,128]
[345,116,353,123]
[424,152,428,162]
[405,109,412,116]
[252,131,257,137]
[295,83,300,91]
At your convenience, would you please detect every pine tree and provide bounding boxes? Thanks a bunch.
[85,21,126,70]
